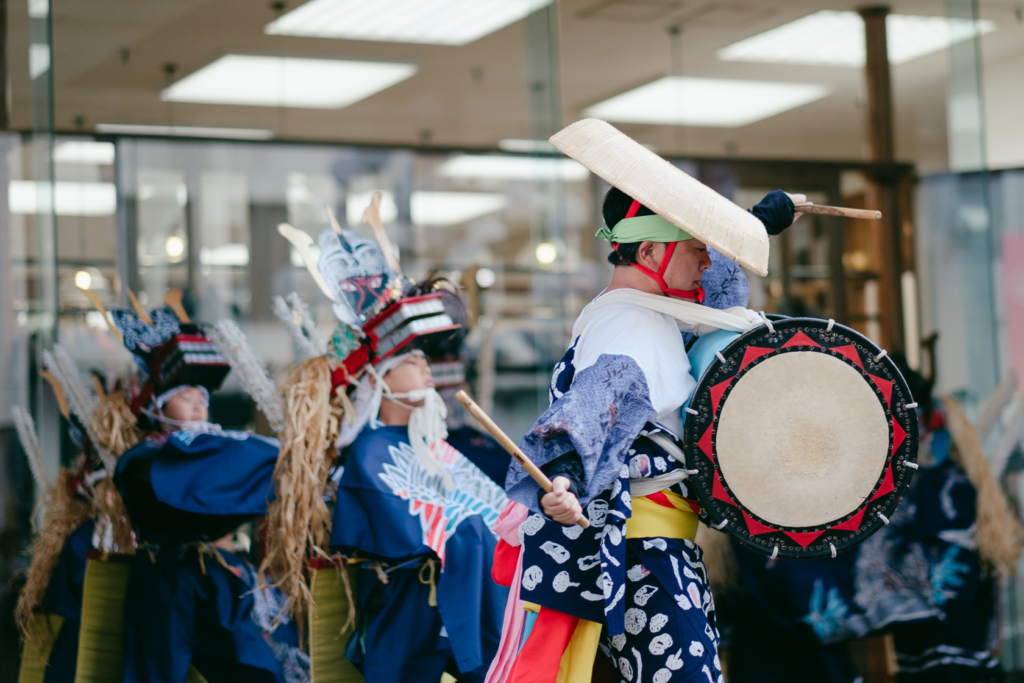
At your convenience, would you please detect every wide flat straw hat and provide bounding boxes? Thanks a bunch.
[549,118,769,276]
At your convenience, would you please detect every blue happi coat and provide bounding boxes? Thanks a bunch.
[114,427,306,683]
[115,427,278,543]
[329,425,509,680]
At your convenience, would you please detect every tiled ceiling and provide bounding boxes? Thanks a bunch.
[6,0,1023,168]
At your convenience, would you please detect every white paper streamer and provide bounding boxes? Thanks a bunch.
[210,320,286,434]
[12,406,51,492]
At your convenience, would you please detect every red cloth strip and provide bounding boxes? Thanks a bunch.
[508,607,579,683]
[492,539,519,587]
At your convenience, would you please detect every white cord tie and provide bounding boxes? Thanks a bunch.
[875,349,888,361]
[759,311,774,334]
[826,319,835,332]
[770,545,779,560]
[715,351,727,364]
[830,543,837,558]
[904,402,918,410]
[715,518,729,530]
[878,512,890,525]
[684,407,699,416]
[905,461,919,470]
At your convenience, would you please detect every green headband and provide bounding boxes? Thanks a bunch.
[596,214,693,244]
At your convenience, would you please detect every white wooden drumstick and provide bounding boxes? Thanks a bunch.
[456,390,590,529]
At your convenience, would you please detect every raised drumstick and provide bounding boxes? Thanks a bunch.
[456,390,589,529]
[794,203,881,220]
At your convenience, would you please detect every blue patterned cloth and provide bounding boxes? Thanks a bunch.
[330,426,509,679]
[600,540,722,683]
[680,249,750,347]
[445,426,511,487]
[700,249,750,312]
[854,457,1000,679]
[507,354,655,514]
[518,422,696,639]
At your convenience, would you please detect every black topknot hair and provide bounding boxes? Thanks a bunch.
[602,187,655,267]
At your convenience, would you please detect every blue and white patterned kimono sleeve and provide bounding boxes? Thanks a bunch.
[506,299,697,511]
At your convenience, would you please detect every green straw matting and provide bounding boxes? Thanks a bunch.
[18,613,64,683]
[309,564,364,683]
[75,558,130,683]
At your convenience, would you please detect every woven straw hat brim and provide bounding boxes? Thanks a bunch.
[549,119,769,276]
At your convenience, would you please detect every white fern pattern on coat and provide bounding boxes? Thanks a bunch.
[378,439,507,564]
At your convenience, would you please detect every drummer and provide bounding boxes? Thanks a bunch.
[496,120,803,683]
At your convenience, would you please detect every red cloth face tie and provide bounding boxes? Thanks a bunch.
[615,201,705,302]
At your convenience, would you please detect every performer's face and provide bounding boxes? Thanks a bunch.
[383,354,434,405]
[638,238,712,292]
[163,386,209,424]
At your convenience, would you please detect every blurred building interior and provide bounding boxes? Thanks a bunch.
[2,0,1024,680]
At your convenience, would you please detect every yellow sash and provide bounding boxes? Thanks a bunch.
[625,491,699,541]
[552,490,699,683]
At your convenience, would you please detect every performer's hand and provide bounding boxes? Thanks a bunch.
[541,476,584,526]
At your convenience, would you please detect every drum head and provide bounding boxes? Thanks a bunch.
[682,318,918,560]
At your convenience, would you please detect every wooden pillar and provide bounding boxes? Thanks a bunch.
[0,0,8,129]
[859,6,905,353]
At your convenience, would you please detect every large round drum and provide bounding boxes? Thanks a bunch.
[682,318,918,560]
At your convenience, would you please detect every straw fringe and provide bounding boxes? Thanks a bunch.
[93,477,134,553]
[942,396,1024,577]
[15,470,94,649]
[91,390,142,457]
[259,357,343,624]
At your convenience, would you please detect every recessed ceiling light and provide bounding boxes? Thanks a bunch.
[583,77,828,127]
[411,191,507,226]
[437,155,589,181]
[95,123,275,140]
[717,10,996,67]
[53,141,115,165]
[8,181,117,216]
[161,55,417,109]
[266,0,552,46]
